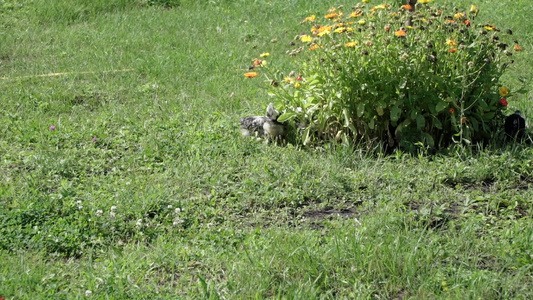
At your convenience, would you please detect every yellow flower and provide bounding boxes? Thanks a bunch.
[334,27,347,33]
[454,13,465,19]
[350,10,363,18]
[345,41,358,47]
[294,82,301,88]
[244,72,258,78]
[303,15,316,22]
[362,0,369,3]
[373,4,386,10]
[499,86,509,97]
[446,38,458,46]
[470,5,479,16]
[309,44,319,50]
[300,35,313,43]
[418,0,431,3]
[260,52,270,57]
[283,77,292,83]
[358,19,366,25]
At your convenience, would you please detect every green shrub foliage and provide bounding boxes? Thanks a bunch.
[246,1,523,150]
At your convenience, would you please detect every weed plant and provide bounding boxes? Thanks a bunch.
[247,1,527,151]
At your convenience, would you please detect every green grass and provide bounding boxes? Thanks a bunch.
[1,0,532,298]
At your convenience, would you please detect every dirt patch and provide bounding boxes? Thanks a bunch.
[303,207,356,220]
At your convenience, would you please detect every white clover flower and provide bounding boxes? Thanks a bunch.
[173,218,184,227]
[109,212,116,218]
[96,210,103,217]
[136,219,143,227]
[296,107,303,113]
[174,208,181,214]
[76,200,82,205]
[167,205,173,209]
[110,206,117,212]
[85,290,92,297]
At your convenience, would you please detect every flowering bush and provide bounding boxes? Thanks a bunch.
[245,1,524,151]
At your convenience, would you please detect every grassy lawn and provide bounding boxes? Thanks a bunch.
[0,0,531,298]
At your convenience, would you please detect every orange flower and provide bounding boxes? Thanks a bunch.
[448,48,457,53]
[309,44,319,50]
[325,12,339,19]
[244,72,258,78]
[445,19,456,23]
[463,19,471,27]
[394,29,407,37]
[461,117,467,124]
[401,4,413,10]
[514,44,523,51]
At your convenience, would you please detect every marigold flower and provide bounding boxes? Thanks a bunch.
[252,59,266,67]
[448,48,457,53]
[499,98,508,107]
[401,4,413,10]
[345,41,358,47]
[317,30,331,37]
[394,29,407,37]
[244,71,258,78]
[260,52,270,57]
[470,5,479,16]
[499,86,509,97]
[294,82,301,88]
[358,19,366,25]
[373,4,387,10]
[454,13,465,19]
[350,10,363,18]
[309,44,319,50]
[325,12,339,19]
[334,27,347,33]
[303,15,316,22]
[300,35,313,43]
[463,19,471,27]
[446,38,458,46]
[514,44,523,51]
[445,19,456,23]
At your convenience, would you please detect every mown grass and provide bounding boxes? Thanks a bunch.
[0,0,532,298]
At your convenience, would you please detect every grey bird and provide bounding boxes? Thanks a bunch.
[240,103,284,140]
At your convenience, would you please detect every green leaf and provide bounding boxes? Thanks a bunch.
[369,118,375,130]
[390,105,401,122]
[416,114,425,130]
[376,106,384,116]
[435,101,448,112]
[277,113,296,123]
[357,103,365,118]
[433,118,442,130]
